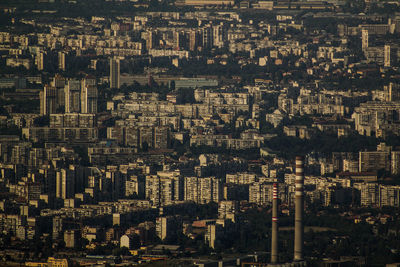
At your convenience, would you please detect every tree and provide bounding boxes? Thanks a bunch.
[112,246,131,256]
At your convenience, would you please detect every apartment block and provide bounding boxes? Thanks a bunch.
[184,177,222,204]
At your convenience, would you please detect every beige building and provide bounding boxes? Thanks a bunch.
[249,182,274,205]
[40,85,57,115]
[392,151,400,175]
[352,101,400,137]
[25,257,69,267]
[64,229,79,248]
[359,151,390,173]
[218,200,238,220]
[226,172,257,184]
[184,176,222,204]
[145,174,182,206]
[156,216,180,242]
[110,58,120,89]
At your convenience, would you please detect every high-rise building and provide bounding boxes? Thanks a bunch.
[212,23,225,48]
[139,126,153,149]
[174,31,184,50]
[56,168,75,199]
[124,126,140,147]
[125,176,144,198]
[362,29,369,51]
[145,175,182,206]
[146,31,157,50]
[384,83,400,102]
[202,26,213,49]
[353,101,400,137]
[156,216,180,241]
[36,52,45,71]
[51,74,66,108]
[51,74,66,88]
[218,200,238,219]
[110,58,120,89]
[359,183,379,206]
[183,177,199,203]
[379,185,400,207]
[189,30,199,51]
[52,216,63,240]
[384,45,397,67]
[157,170,183,201]
[226,172,257,184]
[81,75,96,89]
[42,168,56,197]
[145,175,161,206]
[184,176,221,204]
[80,85,98,113]
[205,224,219,248]
[58,51,66,71]
[81,76,98,114]
[11,144,29,165]
[40,85,57,115]
[154,126,170,149]
[249,182,274,205]
[391,151,400,175]
[105,170,124,201]
[64,229,80,248]
[65,79,81,113]
[359,151,390,173]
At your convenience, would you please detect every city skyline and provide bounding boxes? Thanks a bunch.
[0,0,400,266]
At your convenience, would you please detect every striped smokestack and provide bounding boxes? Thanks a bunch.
[294,156,304,261]
[271,183,279,264]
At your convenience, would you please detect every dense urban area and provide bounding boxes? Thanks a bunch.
[1,0,400,266]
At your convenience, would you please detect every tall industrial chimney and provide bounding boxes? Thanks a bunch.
[271,183,279,264]
[294,156,304,261]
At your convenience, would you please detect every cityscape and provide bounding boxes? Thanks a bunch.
[1,0,400,266]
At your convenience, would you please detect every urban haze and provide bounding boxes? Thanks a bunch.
[0,0,400,266]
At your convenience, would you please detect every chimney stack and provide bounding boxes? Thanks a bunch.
[271,183,279,264]
[294,156,304,261]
